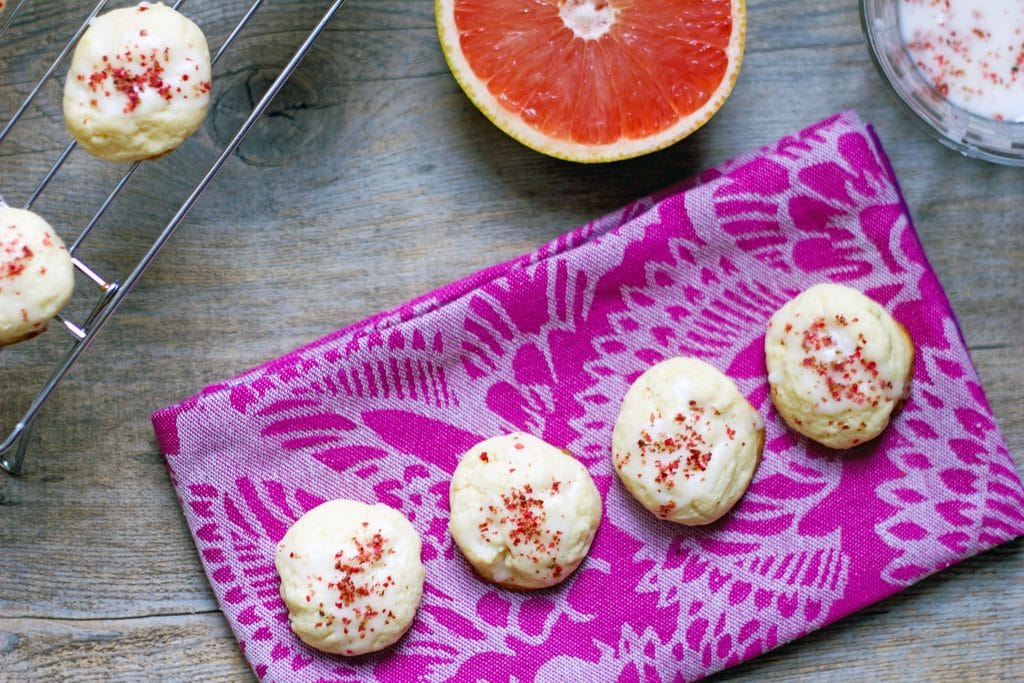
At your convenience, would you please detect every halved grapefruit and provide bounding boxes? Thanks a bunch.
[436,0,746,163]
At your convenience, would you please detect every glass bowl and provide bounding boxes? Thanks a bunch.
[860,0,1024,166]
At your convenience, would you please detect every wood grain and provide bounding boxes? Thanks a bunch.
[0,613,247,681]
[1,0,1022,680]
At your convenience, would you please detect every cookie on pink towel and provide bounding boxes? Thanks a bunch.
[765,283,914,449]
[612,357,764,526]
[275,499,425,656]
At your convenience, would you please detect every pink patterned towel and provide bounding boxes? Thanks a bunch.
[152,111,1024,682]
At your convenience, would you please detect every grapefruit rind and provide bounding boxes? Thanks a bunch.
[436,0,746,163]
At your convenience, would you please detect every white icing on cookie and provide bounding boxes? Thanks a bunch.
[765,283,915,449]
[612,357,763,525]
[0,208,74,346]
[449,432,602,590]
[275,500,425,656]
[63,3,211,161]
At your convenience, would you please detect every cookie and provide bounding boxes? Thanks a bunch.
[275,499,425,656]
[449,432,602,590]
[765,283,914,449]
[0,207,75,346]
[63,2,212,162]
[612,357,764,525]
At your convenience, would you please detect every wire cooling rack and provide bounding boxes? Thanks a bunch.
[0,0,346,474]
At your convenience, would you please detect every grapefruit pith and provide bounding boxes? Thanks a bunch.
[436,0,746,163]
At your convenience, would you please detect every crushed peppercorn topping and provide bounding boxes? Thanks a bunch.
[630,406,715,488]
[794,315,893,407]
[501,487,545,547]
[84,42,210,114]
[298,529,395,640]
[476,483,565,579]
[2,230,34,280]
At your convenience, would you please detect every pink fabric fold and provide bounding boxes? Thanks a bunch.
[152,111,1024,682]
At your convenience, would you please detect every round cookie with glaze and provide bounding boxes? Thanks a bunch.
[449,432,602,590]
[612,357,764,526]
[63,2,212,162]
[0,207,74,346]
[765,283,914,449]
[275,499,425,657]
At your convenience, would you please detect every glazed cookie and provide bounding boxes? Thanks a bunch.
[449,432,602,590]
[612,357,764,526]
[275,499,425,656]
[765,283,914,449]
[0,207,75,346]
[63,2,212,162]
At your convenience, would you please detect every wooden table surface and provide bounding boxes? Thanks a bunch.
[1,0,1021,680]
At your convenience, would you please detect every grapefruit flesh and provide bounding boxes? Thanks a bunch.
[437,0,746,162]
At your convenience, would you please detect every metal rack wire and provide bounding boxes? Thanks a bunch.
[0,0,346,474]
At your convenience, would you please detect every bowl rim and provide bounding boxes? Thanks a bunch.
[858,0,1024,167]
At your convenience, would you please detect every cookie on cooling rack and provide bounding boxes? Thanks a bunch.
[765,283,915,450]
[612,357,764,526]
[275,499,425,656]
[63,2,212,162]
[0,207,75,346]
[449,432,602,590]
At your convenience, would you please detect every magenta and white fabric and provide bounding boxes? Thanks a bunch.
[152,111,1024,682]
